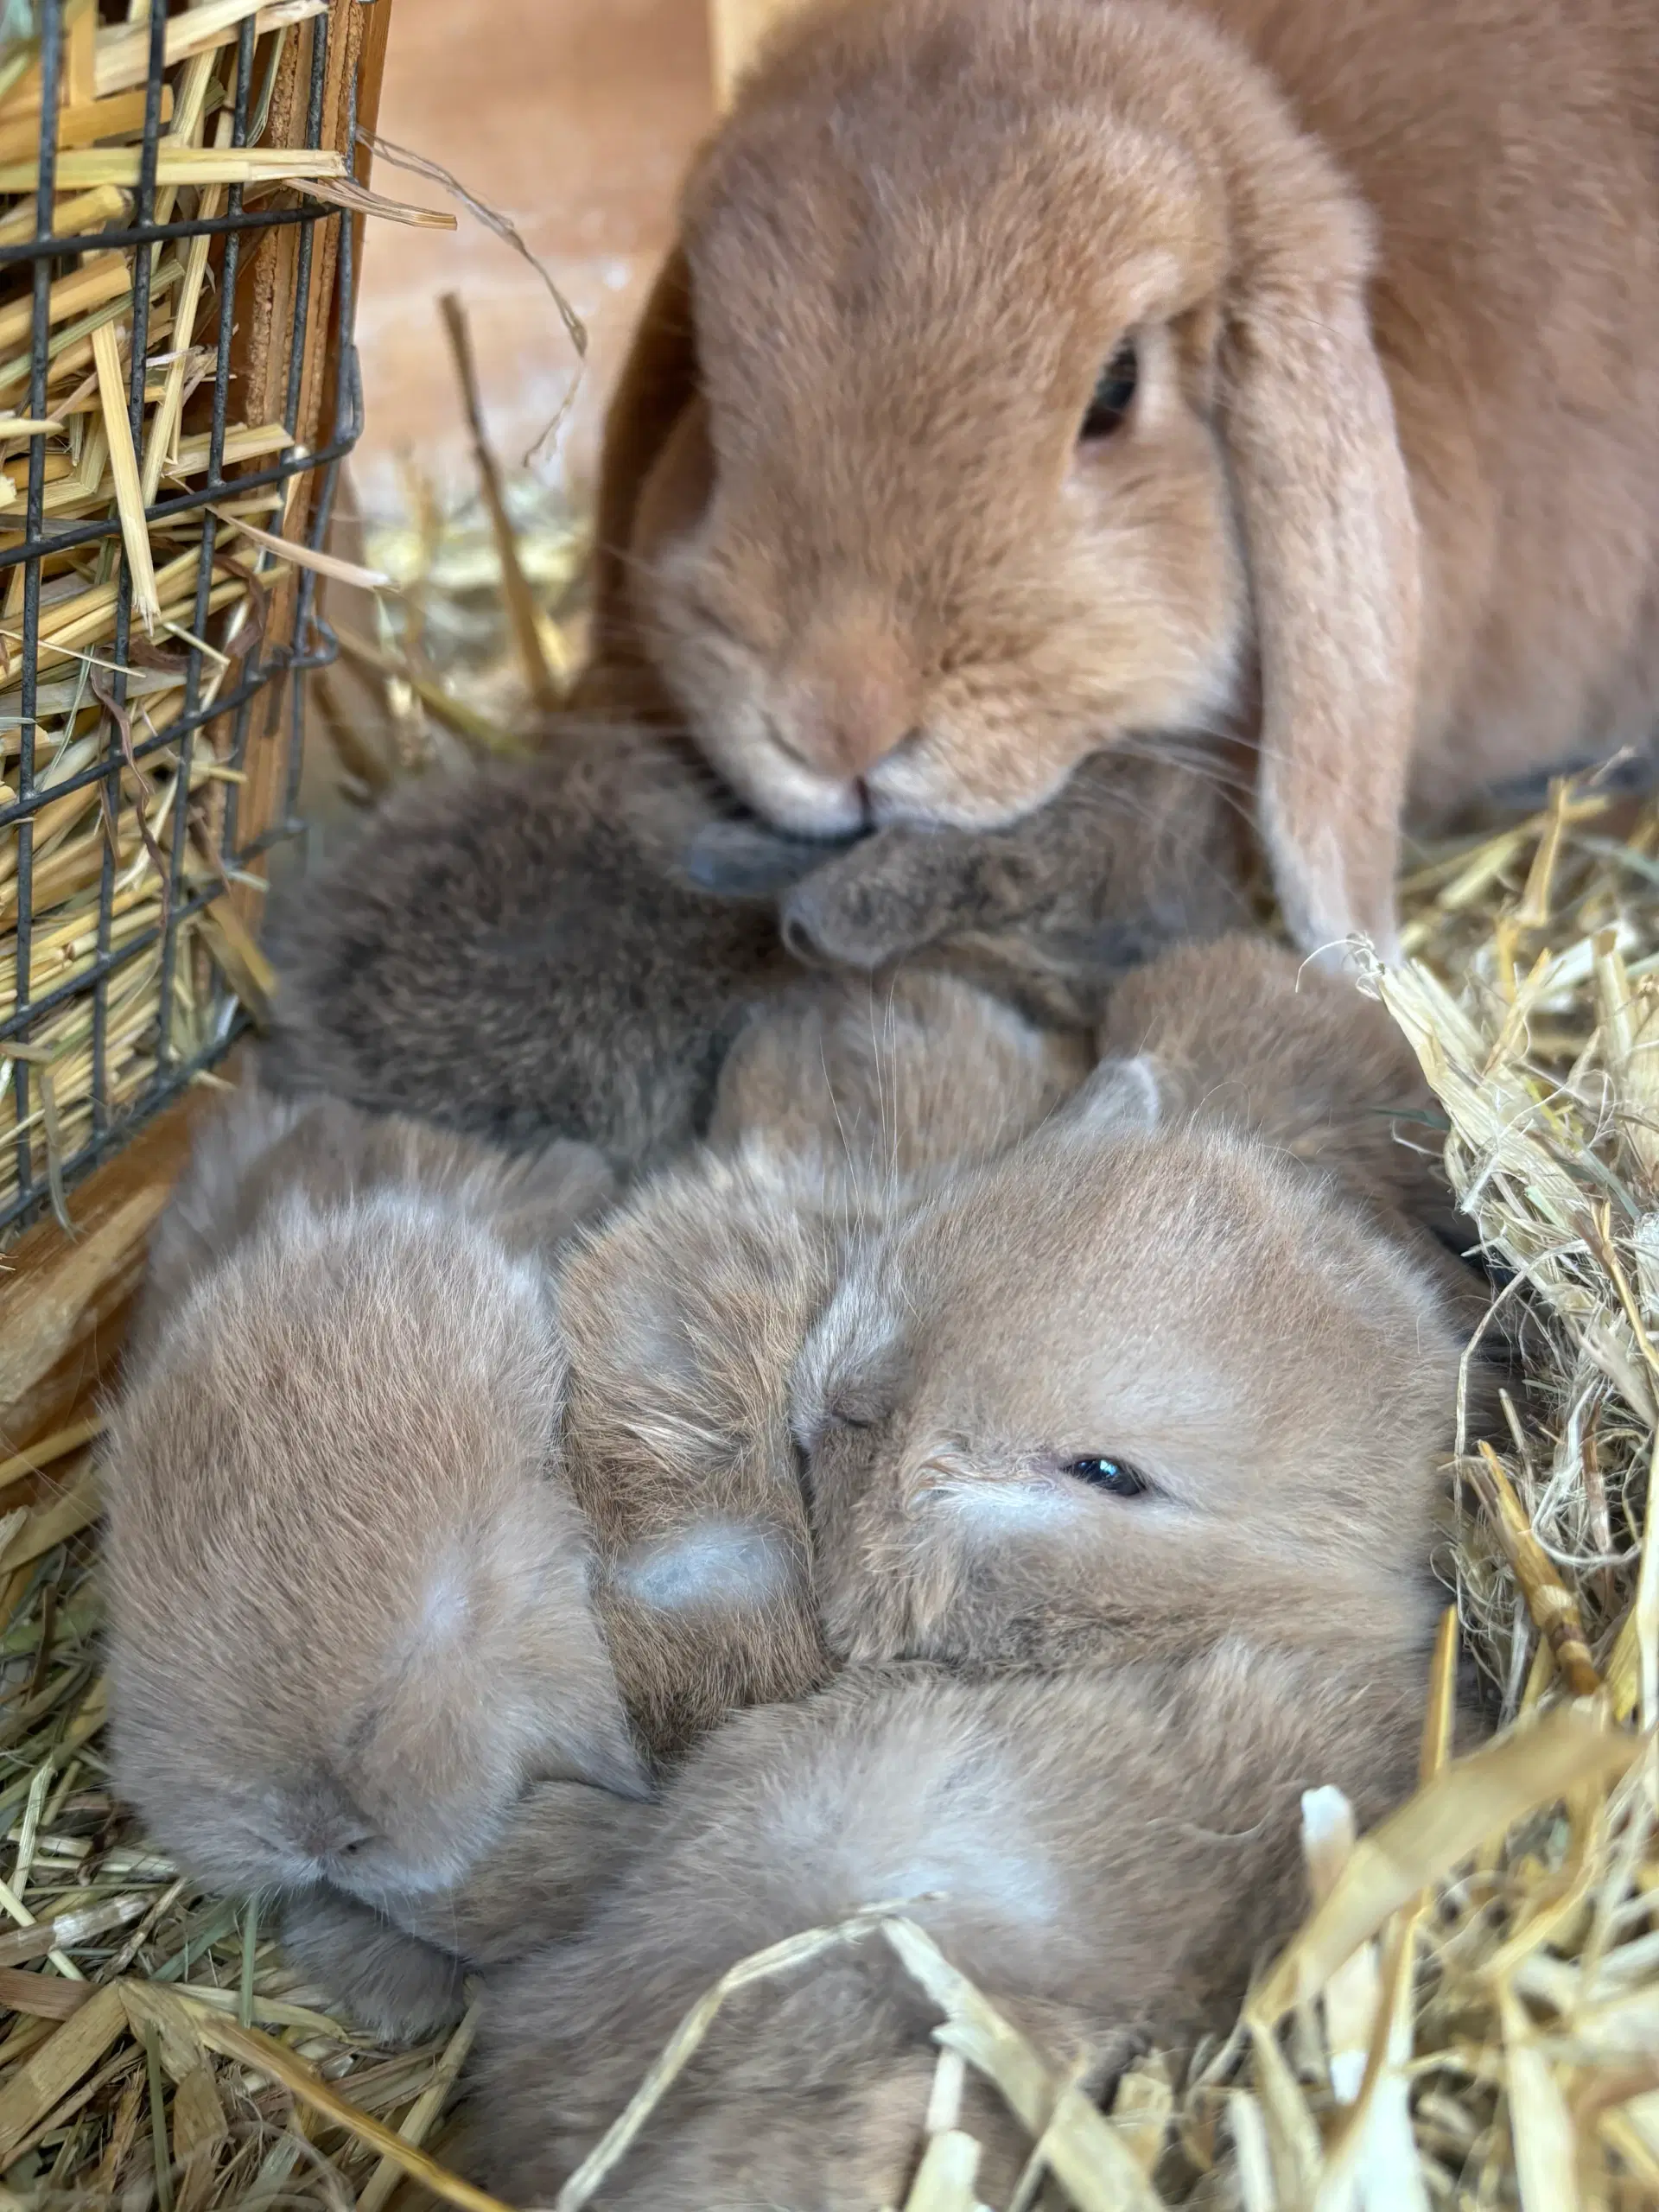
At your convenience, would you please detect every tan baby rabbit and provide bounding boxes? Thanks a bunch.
[588,0,1659,957]
[794,936,1479,1671]
[103,1088,645,2037]
[475,1646,1428,2208]
[560,968,1084,1762]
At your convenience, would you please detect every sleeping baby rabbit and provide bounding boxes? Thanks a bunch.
[474,1641,1430,2206]
[103,1087,644,2037]
[587,0,1659,957]
[265,721,1243,1167]
[560,967,1085,1762]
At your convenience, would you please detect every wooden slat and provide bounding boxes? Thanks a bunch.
[709,0,804,105]
[0,1093,200,1447]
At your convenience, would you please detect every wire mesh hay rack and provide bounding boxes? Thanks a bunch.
[0,0,386,1243]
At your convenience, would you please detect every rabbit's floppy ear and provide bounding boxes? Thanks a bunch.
[588,244,702,666]
[1222,197,1420,963]
[1056,1054,1161,1146]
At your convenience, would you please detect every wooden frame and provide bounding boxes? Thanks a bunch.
[709,0,804,106]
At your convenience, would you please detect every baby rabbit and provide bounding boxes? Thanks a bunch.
[691,742,1251,1027]
[1097,931,1469,1265]
[103,1088,645,2037]
[588,0,1659,957]
[267,720,1243,1169]
[709,965,1090,1174]
[475,1644,1427,2208]
[264,723,796,1173]
[468,944,1473,2201]
[560,969,1084,1762]
[794,937,1478,1672]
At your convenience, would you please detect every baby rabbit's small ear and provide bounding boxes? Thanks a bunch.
[679,818,847,903]
[588,244,702,665]
[1059,1053,1161,1144]
[1225,221,1419,962]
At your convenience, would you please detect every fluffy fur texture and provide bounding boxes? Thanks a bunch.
[282,1778,661,2040]
[554,969,1080,1764]
[265,726,1242,1169]
[794,934,1477,1669]
[263,727,794,1172]
[476,1647,1427,2206]
[587,0,1659,957]
[797,1116,1464,1674]
[103,1092,643,2036]
[695,745,1251,1021]
[711,968,1090,1175]
[1098,933,1472,1266]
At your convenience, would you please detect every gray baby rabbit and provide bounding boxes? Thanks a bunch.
[264,723,797,1173]
[265,724,1241,1172]
[103,1089,644,2038]
[692,744,1250,1027]
[793,934,1479,1673]
[475,1643,1427,2208]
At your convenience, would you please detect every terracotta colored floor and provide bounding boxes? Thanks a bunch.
[351,0,714,513]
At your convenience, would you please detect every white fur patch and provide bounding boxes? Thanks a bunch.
[417,1560,472,1648]
[936,1478,1084,1534]
[882,1846,1060,1929]
[620,1521,791,1613]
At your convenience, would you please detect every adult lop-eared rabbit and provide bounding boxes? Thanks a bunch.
[585,0,1659,957]
[103,1089,644,2036]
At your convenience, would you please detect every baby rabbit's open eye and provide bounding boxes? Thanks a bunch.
[1065,1455,1150,1498]
[1080,340,1138,440]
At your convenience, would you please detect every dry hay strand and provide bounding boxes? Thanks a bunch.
[0,0,446,1236]
[318,458,588,795]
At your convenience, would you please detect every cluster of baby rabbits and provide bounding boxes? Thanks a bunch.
[102,914,1488,2202]
[94,0,1650,2195]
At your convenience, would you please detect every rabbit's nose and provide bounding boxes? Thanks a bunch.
[780,673,916,781]
[778,615,920,781]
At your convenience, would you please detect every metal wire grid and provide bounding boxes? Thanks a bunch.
[0,0,370,1237]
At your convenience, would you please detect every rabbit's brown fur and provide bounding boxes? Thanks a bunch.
[104,1091,644,2036]
[282,1777,662,2038]
[266,723,1243,1167]
[264,726,796,1171]
[558,969,1087,1764]
[711,968,1090,1174]
[471,943,1470,2196]
[796,1109,1465,1675]
[1098,933,1470,1264]
[475,1645,1427,2207]
[588,0,1659,957]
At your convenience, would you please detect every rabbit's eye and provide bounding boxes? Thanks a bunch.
[1080,340,1137,440]
[1066,1455,1148,1497]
